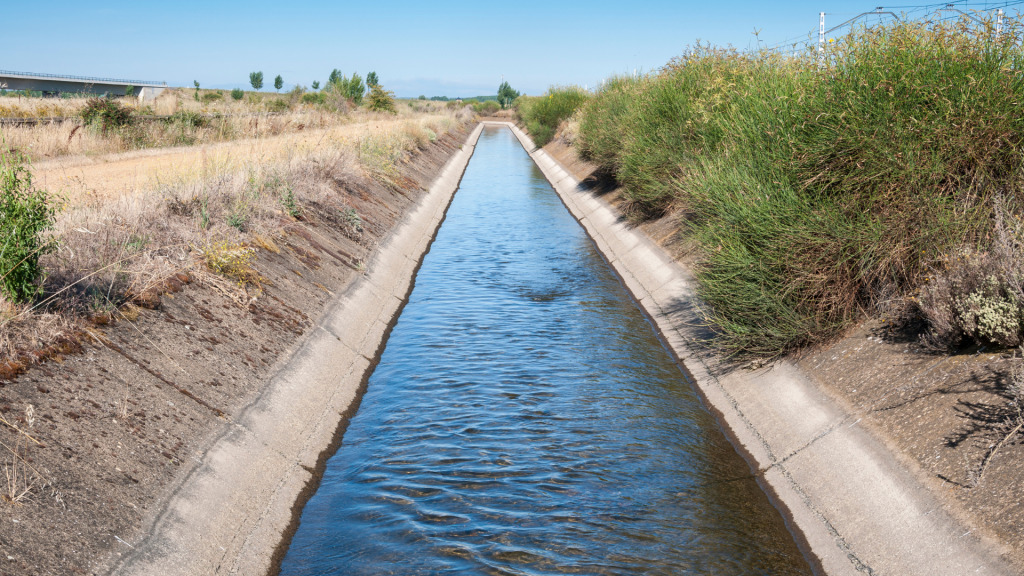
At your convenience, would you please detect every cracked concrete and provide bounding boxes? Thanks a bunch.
[495,120,1017,576]
[107,124,485,576]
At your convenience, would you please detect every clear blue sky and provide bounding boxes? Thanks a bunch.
[3,0,1018,98]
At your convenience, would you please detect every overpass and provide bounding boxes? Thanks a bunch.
[0,70,167,102]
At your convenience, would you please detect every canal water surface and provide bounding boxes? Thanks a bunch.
[279,126,812,575]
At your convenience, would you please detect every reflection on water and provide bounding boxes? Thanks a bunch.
[279,126,812,575]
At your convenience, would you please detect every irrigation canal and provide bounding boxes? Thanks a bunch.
[278,126,812,575]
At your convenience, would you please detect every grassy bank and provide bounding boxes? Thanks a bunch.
[572,16,1024,358]
[0,108,472,372]
[515,86,589,146]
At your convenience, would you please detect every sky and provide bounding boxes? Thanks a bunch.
[3,0,1021,98]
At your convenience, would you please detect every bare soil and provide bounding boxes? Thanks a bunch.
[542,134,1024,571]
[0,126,468,576]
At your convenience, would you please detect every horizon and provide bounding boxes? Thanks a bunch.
[4,0,1020,99]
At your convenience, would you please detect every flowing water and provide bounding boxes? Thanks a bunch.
[279,126,812,575]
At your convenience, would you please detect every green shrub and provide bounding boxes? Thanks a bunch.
[327,70,365,105]
[267,99,290,112]
[167,110,209,129]
[366,85,397,114]
[472,100,501,115]
[576,75,642,170]
[516,86,589,146]
[231,88,244,100]
[80,98,134,134]
[577,16,1024,357]
[0,151,56,302]
[202,91,223,102]
[302,92,325,105]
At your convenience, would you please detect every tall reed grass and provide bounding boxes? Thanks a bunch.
[516,86,589,146]
[577,15,1024,356]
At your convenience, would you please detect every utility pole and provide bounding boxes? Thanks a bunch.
[818,12,826,68]
[997,8,1004,38]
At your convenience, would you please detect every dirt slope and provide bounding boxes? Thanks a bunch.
[0,127,468,576]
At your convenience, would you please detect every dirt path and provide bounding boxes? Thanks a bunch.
[32,118,413,204]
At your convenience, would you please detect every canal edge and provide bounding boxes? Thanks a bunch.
[106,123,487,576]
[493,120,1016,576]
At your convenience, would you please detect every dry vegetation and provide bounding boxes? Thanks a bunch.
[0,88,455,161]
[0,93,473,380]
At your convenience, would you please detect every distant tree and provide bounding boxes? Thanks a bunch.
[231,88,244,100]
[366,84,396,113]
[249,71,264,91]
[274,75,283,92]
[497,81,520,109]
[366,71,379,88]
[193,80,200,101]
[312,80,320,90]
[124,84,135,98]
[418,95,426,100]
[347,73,365,104]
[327,69,343,87]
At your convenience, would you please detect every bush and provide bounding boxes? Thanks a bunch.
[231,88,244,100]
[266,99,290,113]
[576,75,643,170]
[576,16,1024,357]
[167,110,209,129]
[302,92,325,105]
[472,100,501,115]
[366,85,397,114]
[0,151,56,302]
[80,98,134,134]
[516,86,589,146]
[327,70,365,105]
[202,91,223,102]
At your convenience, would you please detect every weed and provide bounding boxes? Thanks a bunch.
[342,207,363,233]
[200,241,258,286]
[281,187,301,218]
[226,209,247,232]
[3,405,38,504]
[198,197,210,230]
[0,150,57,302]
[231,88,244,101]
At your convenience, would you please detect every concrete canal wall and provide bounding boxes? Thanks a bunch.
[108,124,486,576]
[497,120,1016,576]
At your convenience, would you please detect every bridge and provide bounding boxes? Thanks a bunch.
[0,70,167,102]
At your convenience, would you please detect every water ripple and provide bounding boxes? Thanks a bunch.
[280,127,811,575]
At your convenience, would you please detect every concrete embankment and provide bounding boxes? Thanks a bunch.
[108,124,485,576]
[495,121,1016,576]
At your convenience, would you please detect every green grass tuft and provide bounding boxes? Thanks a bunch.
[577,15,1024,357]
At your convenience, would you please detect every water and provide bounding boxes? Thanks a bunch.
[279,126,812,575]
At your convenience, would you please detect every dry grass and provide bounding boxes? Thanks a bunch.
[1,89,457,162]
[0,105,472,366]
